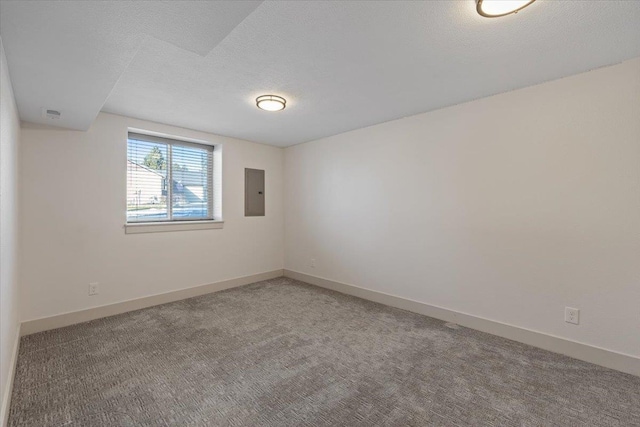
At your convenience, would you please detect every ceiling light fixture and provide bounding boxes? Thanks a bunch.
[256,95,286,112]
[476,0,536,17]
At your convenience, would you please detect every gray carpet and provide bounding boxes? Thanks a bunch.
[8,277,640,426]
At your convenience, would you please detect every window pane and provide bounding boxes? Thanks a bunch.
[171,144,211,220]
[127,139,169,221]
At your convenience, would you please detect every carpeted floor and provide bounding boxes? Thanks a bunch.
[8,277,640,426]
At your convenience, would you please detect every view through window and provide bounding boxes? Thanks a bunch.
[127,133,214,222]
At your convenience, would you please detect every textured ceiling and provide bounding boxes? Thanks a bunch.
[0,1,261,131]
[2,1,640,147]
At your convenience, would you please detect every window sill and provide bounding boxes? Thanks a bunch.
[125,220,224,234]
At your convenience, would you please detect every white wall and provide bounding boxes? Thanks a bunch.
[20,112,284,321]
[285,58,640,358]
[13,54,640,365]
[0,38,21,419]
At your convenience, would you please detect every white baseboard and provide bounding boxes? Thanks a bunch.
[1,325,20,427]
[21,270,284,336]
[284,269,640,377]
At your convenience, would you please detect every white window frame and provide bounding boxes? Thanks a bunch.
[125,131,223,234]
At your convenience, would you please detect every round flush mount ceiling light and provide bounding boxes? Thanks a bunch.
[476,0,536,17]
[256,95,286,112]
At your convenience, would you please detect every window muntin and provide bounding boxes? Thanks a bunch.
[127,133,214,223]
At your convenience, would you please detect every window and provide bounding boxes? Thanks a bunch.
[127,132,214,223]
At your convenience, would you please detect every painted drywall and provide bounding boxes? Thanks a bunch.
[20,112,284,321]
[0,38,21,420]
[284,58,640,358]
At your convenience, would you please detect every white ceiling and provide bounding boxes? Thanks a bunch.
[2,1,639,147]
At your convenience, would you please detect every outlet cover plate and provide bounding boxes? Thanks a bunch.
[565,307,579,325]
[89,282,99,296]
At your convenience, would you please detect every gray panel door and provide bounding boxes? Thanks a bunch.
[245,168,265,216]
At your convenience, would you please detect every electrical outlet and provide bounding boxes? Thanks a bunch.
[310,258,316,268]
[89,282,99,296]
[565,307,579,325]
